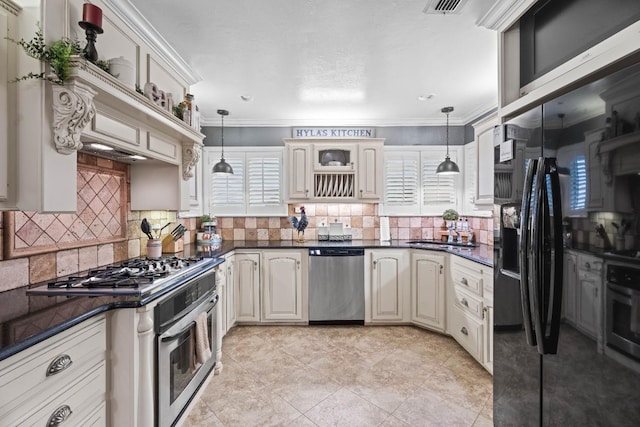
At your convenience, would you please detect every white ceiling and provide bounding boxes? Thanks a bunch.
[130,0,499,127]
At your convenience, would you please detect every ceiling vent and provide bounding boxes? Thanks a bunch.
[423,0,469,15]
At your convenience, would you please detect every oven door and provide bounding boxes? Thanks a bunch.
[157,292,218,427]
[607,282,640,361]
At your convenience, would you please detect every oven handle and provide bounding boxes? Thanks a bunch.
[160,295,218,343]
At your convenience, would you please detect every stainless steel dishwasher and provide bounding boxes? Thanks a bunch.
[308,248,365,325]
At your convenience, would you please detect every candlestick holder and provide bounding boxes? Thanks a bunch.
[78,21,103,64]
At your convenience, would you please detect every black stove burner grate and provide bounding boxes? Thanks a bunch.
[47,256,205,289]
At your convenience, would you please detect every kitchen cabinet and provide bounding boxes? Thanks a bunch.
[287,143,312,199]
[225,253,237,331]
[410,251,446,332]
[234,252,261,323]
[562,250,578,324]
[0,0,19,208]
[0,314,107,425]
[366,249,409,323]
[261,250,308,322]
[585,129,608,210]
[483,305,493,373]
[575,254,603,342]
[470,113,498,207]
[358,141,384,200]
[284,139,384,202]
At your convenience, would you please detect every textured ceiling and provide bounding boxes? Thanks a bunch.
[131,0,498,126]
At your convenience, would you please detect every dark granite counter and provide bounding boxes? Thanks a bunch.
[0,240,491,361]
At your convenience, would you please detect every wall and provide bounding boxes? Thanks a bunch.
[215,203,494,244]
[0,154,198,294]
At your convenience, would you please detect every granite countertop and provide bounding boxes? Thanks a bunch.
[0,240,491,361]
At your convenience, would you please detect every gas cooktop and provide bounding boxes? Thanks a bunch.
[27,256,219,297]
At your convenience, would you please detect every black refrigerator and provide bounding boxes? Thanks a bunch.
[493,60,640,426]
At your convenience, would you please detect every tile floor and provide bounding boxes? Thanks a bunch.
[184,325,493,427]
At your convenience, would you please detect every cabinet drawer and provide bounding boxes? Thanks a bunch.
[452,286,484,319]
[0,315,106,412]
[451,264,483,296]
[450,304,483,361]
[4,362,106,426]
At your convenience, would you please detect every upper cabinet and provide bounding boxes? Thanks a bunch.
[464,112,498,214]
[1,0,204,212]
[284,138,384,202]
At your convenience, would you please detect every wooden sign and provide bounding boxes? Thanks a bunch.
[292,127,376,138]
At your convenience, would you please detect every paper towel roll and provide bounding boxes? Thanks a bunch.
[380,216,390,242]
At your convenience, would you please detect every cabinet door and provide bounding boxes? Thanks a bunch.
[226,256,236,328]
[369,250,408,322]
[216,265,228,337]
[410,252,445,331]
[358,142,383,200]
[287,144,311,199]
[234,253,260,322]
[476,121,496,204]
[586,131,606,209]
[562,252,578,324]
[577,274,600,339]
[262,251,305,322]
[483,305,493,374]
[0,3,18,208]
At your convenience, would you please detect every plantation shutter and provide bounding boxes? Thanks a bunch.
[383,154,419,214]
[210,156,245,215]
[422,156,456,210]
[569,155,587,211]
[247,154,284,215]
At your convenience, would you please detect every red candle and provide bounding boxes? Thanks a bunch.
[82,3,102,28]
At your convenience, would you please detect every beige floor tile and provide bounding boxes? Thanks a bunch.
[421,365,492,413]
[268,366,342,413]
[393,386,479,426]
[209,389,302,427]
[307,350,371,386]
[181,398,223,426]
[239,348,307,385]
[472,415,494,427]
[304,388,390,427]
[347,365,421,413]
[378,414,412,427]
[281,415,318,426]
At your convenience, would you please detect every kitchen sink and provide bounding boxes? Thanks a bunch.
[407,240,478,248]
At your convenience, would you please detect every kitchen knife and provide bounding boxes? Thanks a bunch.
[173,224,187,241]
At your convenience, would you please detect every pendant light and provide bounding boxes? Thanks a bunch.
[212,109,233,174]
[436,106,460,175]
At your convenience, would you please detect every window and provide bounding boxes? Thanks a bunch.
[569,155,587,211]
[381,147,462,216]
[204,147,285,216]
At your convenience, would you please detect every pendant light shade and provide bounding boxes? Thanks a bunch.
[213,109,233,174]
[436,106,460,175]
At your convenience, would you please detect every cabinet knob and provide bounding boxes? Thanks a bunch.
[461,327,469,336]
[297,260,301,269]
[461,298,469,307]
[440,265,443,274]
[46,354,73,377]
[461,277,468,286]
[373,260,377,268]
[254,261,258,270]
[483,307,487,319]
[47,405,73,427]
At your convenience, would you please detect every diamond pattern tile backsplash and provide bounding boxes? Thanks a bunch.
[6,164,126,258]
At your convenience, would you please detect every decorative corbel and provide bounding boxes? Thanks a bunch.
[51,80,97,154]
[600,150,613,185]
[182,142,202,180]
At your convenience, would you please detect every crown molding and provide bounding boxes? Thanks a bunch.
[476,0,536,32]
[102,0,202,85]
[0,0,21,15]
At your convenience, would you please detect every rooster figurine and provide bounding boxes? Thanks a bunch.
[289,206,309,242]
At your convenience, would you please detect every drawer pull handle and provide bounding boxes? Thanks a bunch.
[46,354,73,377]
[461,298,469,307]
[461,327,468,336]
[461,277,468,286]
[47,404,72,426]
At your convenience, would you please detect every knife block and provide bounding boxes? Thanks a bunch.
[162,235,184,253]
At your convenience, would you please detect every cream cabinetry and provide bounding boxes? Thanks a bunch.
[262,250,308,322]
[575,254,603,341]
[0,314,107,425]
[410,251,446,332]
[366,249,409,323]
[234,252,261,323]
[469,113,498,208]
[284,139,384,202]
[562,250,579,324]
[217,254,237,339]
[2,1,202,212]
[448,256,492,372]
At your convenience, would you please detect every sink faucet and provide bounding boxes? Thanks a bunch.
[447,223,455,243]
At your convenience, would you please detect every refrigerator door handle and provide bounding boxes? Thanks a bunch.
[543,158,564,354]
[530,157,546,354]
[519,158,538,347]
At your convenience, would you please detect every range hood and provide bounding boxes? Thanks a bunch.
[56,57,203,180]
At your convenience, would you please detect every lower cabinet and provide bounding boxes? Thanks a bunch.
[367,249,409,323]
[234,252,261,323]
[225,254,237,330]
[0,315,107,425]
[450,304,484,362]
[410,251,446,332]
[562,250,578,324]
[563,252,603,342]
[262,250,307,322]
[577,271,601,340]
[482,304,493,373]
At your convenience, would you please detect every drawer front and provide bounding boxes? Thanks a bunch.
[450,304,483,361]
[453,286,484,318]
[451,264,483,296]
[577,254,603,275]
[0,315,106,411]
[5,362,106,427]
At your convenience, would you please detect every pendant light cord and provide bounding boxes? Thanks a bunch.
[221,114,225,158]
[445,110,450,157]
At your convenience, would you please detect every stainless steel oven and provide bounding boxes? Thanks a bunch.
[606,261,640,361]
[155,269,218,427]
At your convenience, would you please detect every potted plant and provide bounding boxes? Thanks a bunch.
[442,209,459,229]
